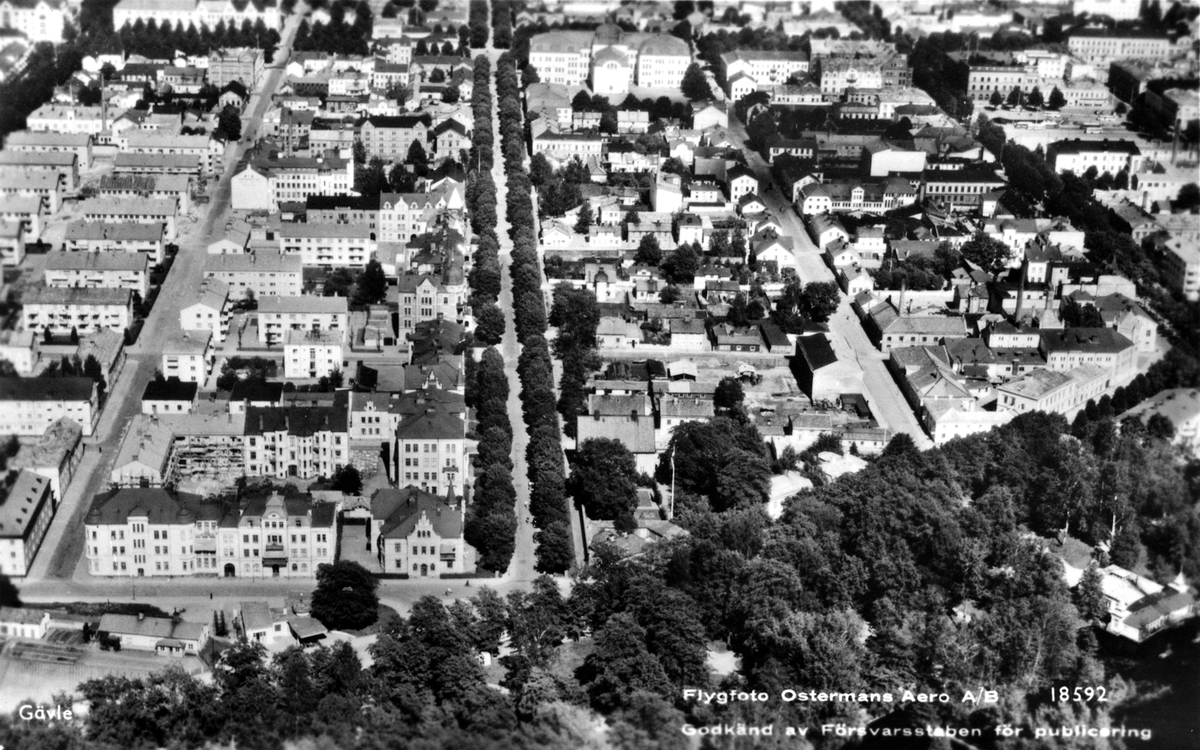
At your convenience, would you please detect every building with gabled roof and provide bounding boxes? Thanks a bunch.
[395,401,465,496]
[371,486,467,576]
[0,470,54,577]
[244,397,350,480]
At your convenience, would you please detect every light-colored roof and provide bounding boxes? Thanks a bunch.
[23,286,132,306]
[258,295,349,315]
[44,250,148,273]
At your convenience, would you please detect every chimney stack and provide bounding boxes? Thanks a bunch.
[1014,258,1027,321]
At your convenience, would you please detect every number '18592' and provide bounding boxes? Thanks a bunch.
[1052,686,1108,703]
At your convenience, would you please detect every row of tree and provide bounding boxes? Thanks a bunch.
[491,0,514,49]
[292,3,373,57]
[459,55,516,574]
[463,347,517,572]
[496,52,575,574]
[116,17,281,62]
[467,0,488,48]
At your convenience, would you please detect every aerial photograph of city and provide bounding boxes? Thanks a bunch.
[0,0,1195,746]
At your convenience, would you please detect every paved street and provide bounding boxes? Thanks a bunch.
[726,117,933,449]
[483,38,540,583]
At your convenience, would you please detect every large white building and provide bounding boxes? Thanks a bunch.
[21,286,133,335]
[43,251,150,297]
[84,488,334,579]
[243,403,350,480]
[371,486,467,577]
[283,329,344,379]
[0,0,66,43]
[231,156,355,212]
[278,223,375,268]
[257,295,348,346]
[78,196,178,242]
[203,250,303,298]
[0,376,98,436]
[528,24,692,95]
[180,278,230,343]
[112,0,281,31]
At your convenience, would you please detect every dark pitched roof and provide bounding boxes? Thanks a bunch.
[142,378,199,402]
[229,380,284,403]
[244,406,348,436]
[305,194,380,211]
[371,486,462,540]
[797,335,838,370]
[85,488,204,526]
[395,404,463,440]
[1040,328,1134,354]
[0,377,93,402]
[365,114,432,128]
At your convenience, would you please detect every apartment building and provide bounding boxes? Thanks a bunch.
[1161,236,1199,302]
[203,251,303,298]
[4,131,93,168]
[161,329,213,384]
[43,251,150,297]
[278,222,375,268]
[0,376,97,436]
[96,173,192,214]
[305,194,379,232]
[0,195,44,241]
[243,402,350,480]
[83,487,315,580]
[63,221,165,264]
[231,155,355,211]
[224,493,335,578]
[21,286,133,335]
[0,150,79,190]
[360,114,431,161]
[0,219,22,266]
[180,279,230,343]
[116,131,222,174]
[256,295,348,346]
[378,189,452,243]
[0,171,64,213]
[395,403,466,496]
[78,197,178,242]
[283,329,344,379]
[0,471,54,577]
[372,486,466,576]
[113,153,201,176]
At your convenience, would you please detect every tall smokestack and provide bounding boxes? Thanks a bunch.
[1014,258,1027,321]
[899,277,907,314]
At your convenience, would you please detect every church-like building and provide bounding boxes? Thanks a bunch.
[528,22,691,97]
